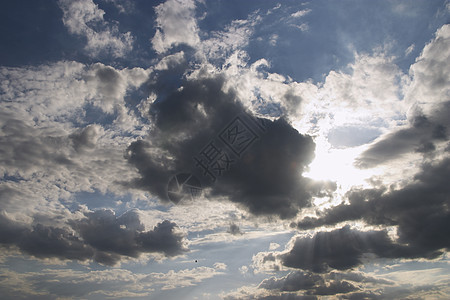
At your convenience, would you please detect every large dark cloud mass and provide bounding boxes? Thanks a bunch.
[292,157,450,267]
[0,210,186,265]
[279,226,429,273]
[126,74,334,218]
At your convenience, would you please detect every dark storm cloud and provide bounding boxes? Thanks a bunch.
[296,157,450,261]
[355,104,449,168]
[0,210,186,265]
[126,75,335,218]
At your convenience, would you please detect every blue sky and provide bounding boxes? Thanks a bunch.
[1,0,450,299]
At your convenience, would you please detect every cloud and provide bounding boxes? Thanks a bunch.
[355,24,450,168]
[259,271,323,291]
[291,23,309,32]
[0,61,151,221]
[0,210,187,265]
[405,43,415,56]
[125,73,335,218]
[58,0,134,57]
[0,266,225,299]
[103,0,135,14]
[70,124,103,153]
[296,157,450,262]
[151,0,200,54]
[259,226,428,274]
[228,223,243,235]
[226,269,429,299]
[290,9,311,18]
[354,112,448,168]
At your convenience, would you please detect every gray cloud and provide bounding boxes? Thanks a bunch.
[70,124,101,153]
[228,223,243,235]
[259,271,323,292]
[355,109,449,168]
[296,157,450,262]
[279,226,423,273]
[126,74,335,218]
[355,24,450,169]
[260,270,392,296]
[0,210,186,265]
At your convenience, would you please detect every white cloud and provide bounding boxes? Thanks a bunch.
[291,9,311,18]
[291,23,309,32]
[405,43,415,56]
[155,51,186,70]
[269,242,280,250]
[404,24,450,119]
[58,0,134,57]
[200,12,261,61]
[103,0,135,14]
[269,34,278,46]
[151,0,200,54]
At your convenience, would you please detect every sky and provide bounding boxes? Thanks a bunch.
[0,0,450,299]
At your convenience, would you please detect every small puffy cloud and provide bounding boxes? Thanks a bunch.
[228,223,243,235]
[291,23,309,32]
[269,243,280,251]
[70,124,103,152]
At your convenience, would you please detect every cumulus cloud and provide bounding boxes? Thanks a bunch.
[125,73,335,218]
[256,225,434,275]
[356,24,450,168]
[2,2,450,299]
[0,210,187,265]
